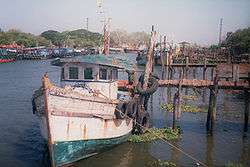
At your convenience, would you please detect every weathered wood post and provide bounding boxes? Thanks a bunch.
[211,67,215,81]
[244,90,249,132]
[143,30,156,90]
[140,27,157,109]
[192,68,196,79]
[206,69,219,134]
[162,36,167,79]
[185,56,189,79]
[136,26,157,133]
[231,64,234,81]
[177,69,183,119]
[184,56,189,95]
[202,58,207,102]
[159,35,165,79]
[172,92,178,131]
[203,57,207,80]
[244,72,250,132]
[236,64,239,82]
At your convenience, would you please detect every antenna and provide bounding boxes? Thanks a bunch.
[219,18,223,45]
[85,17,89,31]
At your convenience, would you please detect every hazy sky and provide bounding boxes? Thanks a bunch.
[0,0,249,45]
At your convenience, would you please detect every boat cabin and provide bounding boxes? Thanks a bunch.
[51,55,124,100]
[61,61,119,81]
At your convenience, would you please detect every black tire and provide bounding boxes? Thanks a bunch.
[126,100,137,118]
[141,112,150,128]
[135,112,149,134]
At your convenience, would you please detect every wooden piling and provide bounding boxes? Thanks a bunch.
[140,27,157,112]
[206,70,219,134]
[203,58,207,80]
[244,72,250,132]
[172,92,178,131]
[142,31,156,90]
[185,56,189,79]
[159,35,165,79]
[211,67,215,81]
[244,90,249,132]
[177,69,183,119]
[192,68,196,79]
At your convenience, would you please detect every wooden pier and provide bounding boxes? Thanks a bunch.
[118,71,250,134]
[126,25,250,135]
[158,79,249,90]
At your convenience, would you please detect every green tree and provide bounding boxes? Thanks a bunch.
[222,27,250,55]
[0,29,50,47]
[41,30,64,46]
[41,29,102,48]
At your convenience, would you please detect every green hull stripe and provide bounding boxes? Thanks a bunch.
[52,133,130,167]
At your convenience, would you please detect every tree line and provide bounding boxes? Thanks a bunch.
[0,28,150,48]
[221,27,250,55]
[209,27,250,55]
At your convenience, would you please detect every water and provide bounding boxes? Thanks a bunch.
[0,55,249,167]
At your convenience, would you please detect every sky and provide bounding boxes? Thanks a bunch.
[0,0,249,45]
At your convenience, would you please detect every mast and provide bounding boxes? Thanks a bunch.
[218,18,223,45]
[103,18,111,55]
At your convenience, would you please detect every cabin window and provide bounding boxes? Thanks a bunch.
[61,67,65,80]
[99,68,107,80]
[108,69,112,80]
[69,67,79,79]
[112,69,118,80]
[84,68,93,79]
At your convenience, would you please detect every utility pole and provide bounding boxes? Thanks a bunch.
[218,18,223,45]
[85,17,89,31]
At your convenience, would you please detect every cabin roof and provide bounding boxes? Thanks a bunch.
[51,54,133,69]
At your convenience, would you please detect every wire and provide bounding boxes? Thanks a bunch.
[114,106,208,167]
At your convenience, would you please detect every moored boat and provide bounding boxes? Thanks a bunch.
[0,49,15,63]
[32,54,135,167]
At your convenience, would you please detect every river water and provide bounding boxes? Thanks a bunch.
[0,54,249,167]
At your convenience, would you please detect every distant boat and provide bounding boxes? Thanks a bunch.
[0,48,15,63]
[0,56,15,63]
[32,54,135,167]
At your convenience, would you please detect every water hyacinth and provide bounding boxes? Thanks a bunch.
[128,128,179,143]
[160,103,205,113]
[146,159,177,167]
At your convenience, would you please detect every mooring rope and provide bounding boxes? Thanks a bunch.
[114,107,208,167]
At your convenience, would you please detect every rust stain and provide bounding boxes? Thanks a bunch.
[83,124,87,139]
[104,119,108,129]
[102,120,108,137]
[66,118,70,138]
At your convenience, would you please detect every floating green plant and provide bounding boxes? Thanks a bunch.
[160,103,205,113]
[128,128,179,143]
[182,95,198,101]
[146,159,177,167]
[224,162,244,167]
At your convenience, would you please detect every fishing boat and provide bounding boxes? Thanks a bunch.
[32,54,136,167]
[0,48,15,63]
